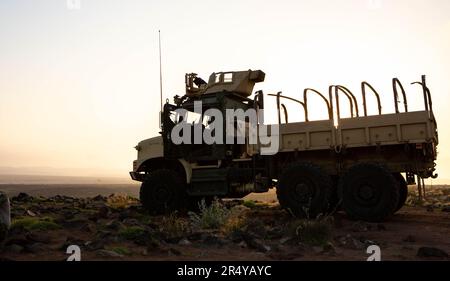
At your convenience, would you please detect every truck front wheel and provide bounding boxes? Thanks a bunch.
[139,169,186,214]
[339,163,399,222]
[277,162,332,218]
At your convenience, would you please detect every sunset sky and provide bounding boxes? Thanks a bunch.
[0,0,449,182]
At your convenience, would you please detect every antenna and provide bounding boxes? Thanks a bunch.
[158,30,163,113]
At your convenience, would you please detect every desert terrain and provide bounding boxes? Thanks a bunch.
[0,179,449,261]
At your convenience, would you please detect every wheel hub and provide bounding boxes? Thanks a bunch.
[358,184,375,200]
[295,182,313,201]
[155,185,171,201]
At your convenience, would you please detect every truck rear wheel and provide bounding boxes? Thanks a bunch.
[393,173,408,213]
[277,162,332,218]
[339,163,399,222]
[139,169,186,214]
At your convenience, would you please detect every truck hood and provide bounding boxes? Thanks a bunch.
[135,136,163,161]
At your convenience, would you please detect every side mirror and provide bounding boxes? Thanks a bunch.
[255,90,264,109]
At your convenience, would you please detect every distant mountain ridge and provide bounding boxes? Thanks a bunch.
[0,166,127,179]
[0,174,133,185]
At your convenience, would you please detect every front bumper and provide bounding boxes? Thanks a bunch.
[129,171,146,182]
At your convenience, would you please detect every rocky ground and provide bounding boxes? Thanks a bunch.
[0,185,449,261]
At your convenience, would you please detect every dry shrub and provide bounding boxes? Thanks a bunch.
[294,216,334,246]
[189,199,230,230]
[106,193,137,209]
[160,212,189,238]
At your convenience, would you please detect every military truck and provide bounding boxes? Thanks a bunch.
[130,70,438,222]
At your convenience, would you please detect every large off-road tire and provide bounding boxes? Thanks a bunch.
[277,162,332,218]
[393,173,408,213]
[139,169,187,214]
[339,163,399,222]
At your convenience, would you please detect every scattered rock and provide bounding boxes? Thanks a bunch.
[4,234,30,247]
[96,249,123,258]
[243,219,267,239]
[81,223,96,233]
[163,236,182,244]
[96,230,113,239]
[376,224,386,231]
[350,221,371,232]
[60,236,85,250]
[186,232,203,241]
[61,210,76,220]
[122,218,140,226]
[417,247,448,258]
[224,200,244,209]
[337,234,365,250]
[62,218,90,229]
[442,206,450,212]
[279,236,300,246]
[266,226,284,239]
[178,238,192,246]
[105,220,123,231]
[26,210,37,217]
[279,237,291,245]
[96,206,110,219]
[362,239,378,247]
[5,244,23,253]
[84,240,105,251]
[12,193,33,203]
[312,246,322,254]
[230,205,250,215]
[237,241,247,248]
[322,242,337,255]
[118,209,134,220]
[267,252,301,260]
[241,233,270,252]
[168,247,182,256]
[92,195,107,202]
[26,232,52,244]
[25,243,47,254]
[202,234,227,247]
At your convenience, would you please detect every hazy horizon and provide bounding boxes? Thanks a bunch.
[1,0,449,181]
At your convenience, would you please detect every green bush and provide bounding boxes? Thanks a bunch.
[118,226,146,240]
[110,246,131,256]
[11,217,60,231]
[242,200,257,209]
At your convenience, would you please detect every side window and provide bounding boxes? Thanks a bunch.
[224,72,233,83]
[215,73,222,83]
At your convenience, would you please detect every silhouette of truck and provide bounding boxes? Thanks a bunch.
[130,70,438,222]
